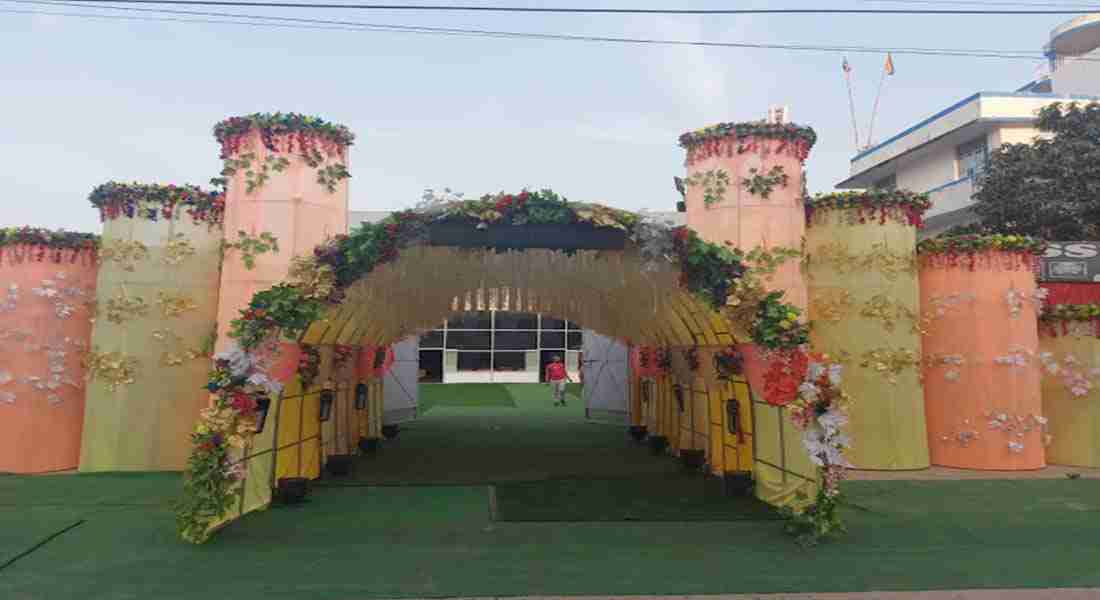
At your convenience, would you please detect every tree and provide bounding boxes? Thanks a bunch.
[970,101,1100,240]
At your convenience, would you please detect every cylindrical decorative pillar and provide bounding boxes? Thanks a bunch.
[919,236,1047,470]
[213,113,352,352]
[678,121,816,308]
[80,183,224,471]
[1038,304,1100,468]
[0,230,98,473]
[805,191,930,470]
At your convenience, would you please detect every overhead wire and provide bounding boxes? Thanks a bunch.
[20,0,1100,15]
[5,0,1090,62]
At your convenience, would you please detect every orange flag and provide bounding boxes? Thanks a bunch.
[885,53,895,76]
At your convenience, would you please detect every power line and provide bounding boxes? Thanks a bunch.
[11,0,1100,64]
[5,2,1070,60]
[28,0,1100,15]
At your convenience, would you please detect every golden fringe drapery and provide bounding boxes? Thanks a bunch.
[305,246,682,347]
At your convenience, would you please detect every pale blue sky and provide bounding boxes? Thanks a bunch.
[0,1,1071,232]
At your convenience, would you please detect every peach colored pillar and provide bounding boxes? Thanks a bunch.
[80,185,224,472]
[805,194,929,470]
[1038,316,1100,468]
[213,116,351,353]
[0,240,97,473]
[679,122,815,308]
[920,248,1046,470]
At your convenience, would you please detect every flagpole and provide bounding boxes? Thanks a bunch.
[843,59,861,152]
[867,55,891,148]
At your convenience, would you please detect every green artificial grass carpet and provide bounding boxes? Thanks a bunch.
[3,385,1100,599]
[493,476,781,522]
[419,383,517,412]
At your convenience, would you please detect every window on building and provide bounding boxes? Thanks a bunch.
[872,173,897,190]
[957,138,989,180]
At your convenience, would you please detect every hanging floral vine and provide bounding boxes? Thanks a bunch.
[806,190,932,229]
[679,121,817,165]
[741,166,789,199]
[213,113,354,195]
[0,227,99,266]
[917,233,1046,271]
[89,182,225,227]
[223,231,280,270]
[684,168,731,207]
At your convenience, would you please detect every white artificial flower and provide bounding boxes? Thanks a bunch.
[817,409,848,436]
[827,363,843,386]
[806,361,826,381]
[797,381,819,403]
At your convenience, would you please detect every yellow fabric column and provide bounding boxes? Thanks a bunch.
[80,184,223,472]
[1040,316,1100,467]
[804,193,929,470]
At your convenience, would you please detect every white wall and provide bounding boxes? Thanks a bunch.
[1053,48,1100,96]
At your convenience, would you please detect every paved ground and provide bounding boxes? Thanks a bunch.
[412,593,1100,600]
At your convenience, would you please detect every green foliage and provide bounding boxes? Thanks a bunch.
[229,284,325,349]
[175,437,238,544]
[685,169,731,207]
[751,291,810,350]
[220,153,290,194]
[972,101,1100,240]
[916,233,1046,257]
[779,485,846,548]
[317,163,351,193]
[224,231,280,270]
[741,166,789,199]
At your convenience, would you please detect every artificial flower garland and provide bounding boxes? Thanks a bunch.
[679,121,818,165]
[806,190,932,229]
[1040,303,1100,338]
[781,354,853,547]
[917,233,1045,271]
[0,227,99,266]
[89,181,225,226]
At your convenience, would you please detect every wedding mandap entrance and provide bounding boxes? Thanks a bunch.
[178,191,817,544]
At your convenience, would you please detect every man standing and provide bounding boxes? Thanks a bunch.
[544,355,572,407]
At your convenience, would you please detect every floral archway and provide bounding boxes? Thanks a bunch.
[178,188,852,547]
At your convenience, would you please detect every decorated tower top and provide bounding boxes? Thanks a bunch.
[678,120,817,166]
[88,181,224,226]
[213,112,355,160]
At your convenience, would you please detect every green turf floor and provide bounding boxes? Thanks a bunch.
[494,476,781,522]
[2,384,1100,599]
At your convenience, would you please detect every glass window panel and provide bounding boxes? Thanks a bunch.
[493,352,526,371]
[494,330,537,350]
[446,331,491,350]
[565,320,581,331]
[494,311,538,330]
[957,138,989,179]
[419,330,444,349]
[541,316,566,330]
[567,331,583,350]
[540,331,566,349]
[457,351,491,371]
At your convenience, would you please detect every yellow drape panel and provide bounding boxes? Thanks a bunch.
[1041,330,1100,468]
[805,208,929,470]
[80,214,222,472]
[752,396,818,509]
[274,374,321,481]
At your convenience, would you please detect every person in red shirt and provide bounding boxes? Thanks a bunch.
[544,355,572,406]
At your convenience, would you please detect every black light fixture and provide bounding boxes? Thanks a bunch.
[726,398,739,435]
[673,384,685,413]
[254,397,272,433]
[319,388,335,422]
[354,383,368,410]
